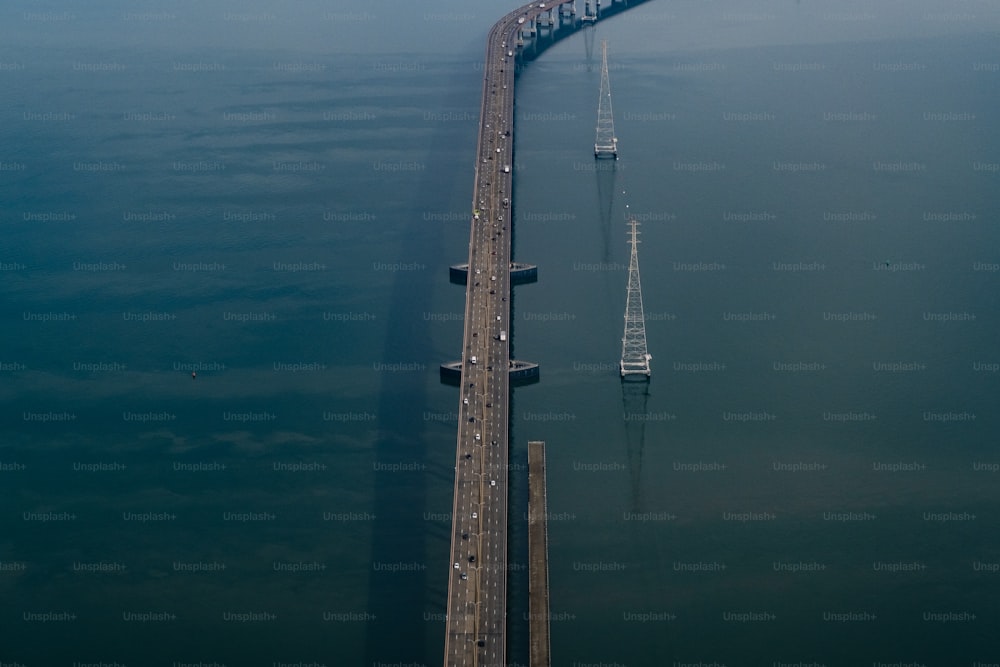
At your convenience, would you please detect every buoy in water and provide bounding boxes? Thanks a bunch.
[191,372,197,379]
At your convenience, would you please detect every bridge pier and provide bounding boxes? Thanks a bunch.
[528,440,551,667]
[449,262,538,286]
[439,360,539,385]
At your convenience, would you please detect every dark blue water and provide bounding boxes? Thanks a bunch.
[2,0,999,665]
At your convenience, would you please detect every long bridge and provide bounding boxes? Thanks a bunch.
[441,1,651,664]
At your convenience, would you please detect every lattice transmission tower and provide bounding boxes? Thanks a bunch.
[594,40,618,159]
[620,218,651,377]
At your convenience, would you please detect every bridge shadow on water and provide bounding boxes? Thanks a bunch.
[362,67,476,667]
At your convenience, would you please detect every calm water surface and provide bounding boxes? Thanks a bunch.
[1,0,999,664]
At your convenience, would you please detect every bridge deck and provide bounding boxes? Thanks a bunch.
[442,3,579,665]
[443,1,640,665]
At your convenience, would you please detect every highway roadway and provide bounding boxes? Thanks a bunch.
[443,3,578,666]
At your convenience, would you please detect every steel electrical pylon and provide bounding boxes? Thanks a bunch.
[621,218,651,377]
[594,40,618,159]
